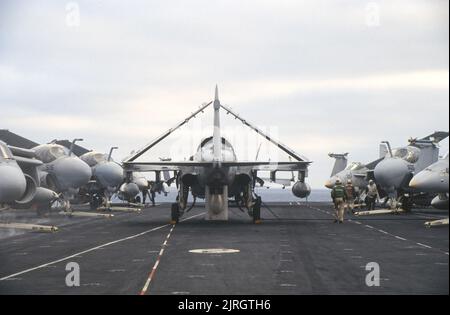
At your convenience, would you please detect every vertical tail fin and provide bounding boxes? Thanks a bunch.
[379,143,389,159]
[328,153,348,177]
[213,85,222,162]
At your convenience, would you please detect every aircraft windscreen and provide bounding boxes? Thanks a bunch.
[81,152,108,167]
[346,162,363,171]
[393,147,420,163]
[393,148,408,159]
[34,144,69,163]
[195,137,237,161]
[0,142,13,159]
[405,148,420,163]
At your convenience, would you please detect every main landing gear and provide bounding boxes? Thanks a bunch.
[247,196,262,224]
[171,203,183,224]
[252,196,262,224]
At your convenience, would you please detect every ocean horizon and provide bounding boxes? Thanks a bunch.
[129,187,332,204]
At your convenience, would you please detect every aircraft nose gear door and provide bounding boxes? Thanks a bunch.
[206,185,229,221]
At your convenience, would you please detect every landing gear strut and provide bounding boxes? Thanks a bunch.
[252,196,262,224]
[90,194,103,210]
[171,203,180,224]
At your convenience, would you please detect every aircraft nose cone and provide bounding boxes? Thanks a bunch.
[324,178,335,189]
[410,171,448,193]
[374,158,409,190]
[54,157,92,190]
[325,176,341,189]
[94,162,123,188]
[0,165,27,202]
[409,173,428,190]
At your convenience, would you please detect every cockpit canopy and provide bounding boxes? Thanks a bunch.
[0,141,13,160]
[33,144,69,164]
[197,137,232,150]
[80,152,109,167]
[345,162,364,171]
[392,146,420,164]
[194,137,237,161]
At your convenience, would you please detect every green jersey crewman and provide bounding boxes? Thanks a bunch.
[331,179,347,223]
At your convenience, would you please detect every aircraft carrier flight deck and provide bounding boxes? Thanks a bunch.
[0,202,448,295]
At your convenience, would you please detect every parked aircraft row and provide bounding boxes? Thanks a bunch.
[0,133,168,213]
[325,132,449,211]
[1,87,448,224]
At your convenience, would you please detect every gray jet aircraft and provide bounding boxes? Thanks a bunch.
[52,140,149,208]
[0,140,58,208]
[374,132,449,210]
[0,141,28,204]
[53,139,155,209]
[0,131,92,211]
[31,141,92,210]
[79,148,125,209]
[409,153,449,210]
[118,172,150,204]
[325,153,384,200]
[123,86,312,223]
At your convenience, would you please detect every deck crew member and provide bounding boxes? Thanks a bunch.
[345,179,357,214]
[365,180,379,210]
[331,179,346,224]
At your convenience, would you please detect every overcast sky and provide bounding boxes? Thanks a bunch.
[0,0,448,188]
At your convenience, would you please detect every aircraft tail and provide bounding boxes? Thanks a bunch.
[213,85,222,163]
[328,153,348,177]
[379,143,389,158]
